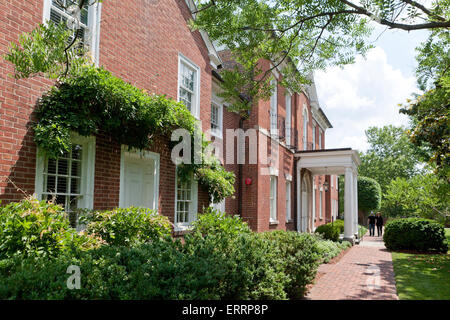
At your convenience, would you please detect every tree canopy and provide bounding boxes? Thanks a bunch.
[399,29,449,179]
[357,176,382,212]
[382,174,449,224]
[358,125,426,194]
[191,0,450,108]
[5,0,450,111]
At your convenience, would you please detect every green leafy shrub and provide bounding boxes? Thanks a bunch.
[384,218,448,253]
[79,207,172,247]
[315,236,352,263]
[259,231,321,299]
[191,208,251,237]
[333,219,345,233]
[315,223,341,241]
[0,198,101,260]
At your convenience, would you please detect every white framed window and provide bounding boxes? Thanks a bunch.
[35,134,96,213]
[319,188,323,219]
[302,106,308,150]
[336,176,338,190]
[331,175,334,189]
[175,170,198,230]
[319,129,323,149]
[178,54,200,119]
[285,94,291,146]
[286,181,291,222]
[312,125,316,150]
[210,101,223,138]
[43,0,102,64]
[270,79,278,135]
[270,176,277,222]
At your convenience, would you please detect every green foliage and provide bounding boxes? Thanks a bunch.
[195,166,236,203]
[0,198,101,260]
[399,30,449,178]
[259,231,321,299]
[359,225,368,238]
[182,232,289,300]
[191,208,251,236]
[358,176,382,212]
[4,22,87,79]
[79,207,172,247]
[315,223,341,241]
[34,65,235,202]
[358,125,425,194]
[333,219,345,233]
[315,236,352,263]
[384,218,448,253]
[382,174,449,224]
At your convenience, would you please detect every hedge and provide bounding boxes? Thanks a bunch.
[315,223,341,241]
[383,218,448,253]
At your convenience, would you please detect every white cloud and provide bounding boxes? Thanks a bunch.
[315,46,417,152]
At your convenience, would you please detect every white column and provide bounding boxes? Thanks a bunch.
[353,172,358,238]
[296,164,301,232]
[312,175,315,231]
[344,167,354,241]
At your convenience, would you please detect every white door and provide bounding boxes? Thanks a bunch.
[122,156,157,209]
[211,199,226,213]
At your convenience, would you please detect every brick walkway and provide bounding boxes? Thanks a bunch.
[306,233,398,300]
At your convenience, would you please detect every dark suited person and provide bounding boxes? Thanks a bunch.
[368,212,376,236]
[375,212,383,236]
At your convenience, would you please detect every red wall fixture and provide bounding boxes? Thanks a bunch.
[245,178,252,185]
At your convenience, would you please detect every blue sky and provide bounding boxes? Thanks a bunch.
[316,24,430,152]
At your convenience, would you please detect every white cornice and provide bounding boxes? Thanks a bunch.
[184,0,222,69]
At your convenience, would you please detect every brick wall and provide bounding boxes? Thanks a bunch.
[0,0,212,222]
[0,0,53,203]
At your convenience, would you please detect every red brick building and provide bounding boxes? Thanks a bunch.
[0,0,360,239]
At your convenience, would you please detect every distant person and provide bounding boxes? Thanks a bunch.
[375,212,383,236]
[368,212,376,236]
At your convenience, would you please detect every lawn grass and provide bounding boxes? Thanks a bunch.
[446,228,450,243]
[391,251,450,300]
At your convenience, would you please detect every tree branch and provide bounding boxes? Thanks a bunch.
[192,1,216,15]
[62,0,88,77]
[240,10,359,33]
[400,0,446,21]
[338,0,450,30]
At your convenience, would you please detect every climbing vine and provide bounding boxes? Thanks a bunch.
[34,65,235,202]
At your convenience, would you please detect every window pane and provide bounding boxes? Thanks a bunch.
[58,158,69,175]
[70,177,80,194]
[57,176,68,193]
[71,160,81,177]
[45,175,56,193]
[47,159,57,174]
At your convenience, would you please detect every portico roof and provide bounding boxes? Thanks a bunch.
[294,148,361,175]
